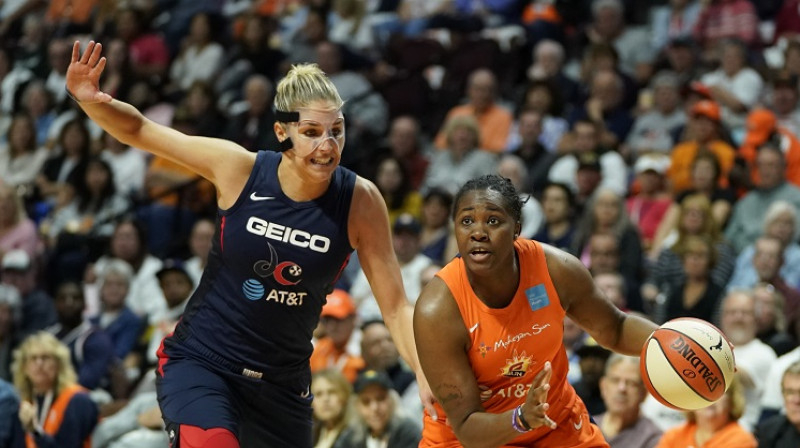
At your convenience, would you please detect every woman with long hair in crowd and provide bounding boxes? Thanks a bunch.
[571,188,644,283]
[642,193,735,312]
[311,369,353,448]
[12,332,98,448]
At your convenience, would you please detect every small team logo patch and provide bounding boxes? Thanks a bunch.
[500,350,533,377]
[525,284,549,311]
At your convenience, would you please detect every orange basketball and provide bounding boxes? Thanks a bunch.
[640,318,736,410]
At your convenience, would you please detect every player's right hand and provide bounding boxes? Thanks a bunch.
[66,41,113,104]
[521,361,557,430]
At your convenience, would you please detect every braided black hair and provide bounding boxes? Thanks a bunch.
[452,175,523,224]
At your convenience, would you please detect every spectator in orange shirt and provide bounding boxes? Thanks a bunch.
[310,289,365,383]
[434,68,513,153]
[655,374,756,448]
[739,108,800,188]
[667,100,736,193]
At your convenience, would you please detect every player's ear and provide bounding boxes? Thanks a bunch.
[274,122,287,140]
[515,222,521,238]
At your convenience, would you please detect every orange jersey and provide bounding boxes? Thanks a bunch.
[421,239,608,447]
[655,422,756,448]
[309,337,365,383]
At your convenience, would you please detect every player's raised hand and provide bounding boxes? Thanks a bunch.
[66,41,113,104]
[521,361,557,430]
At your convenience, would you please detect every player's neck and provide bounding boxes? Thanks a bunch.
[277,161,330,202]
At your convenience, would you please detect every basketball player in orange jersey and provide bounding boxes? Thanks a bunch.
[414,175,660,447]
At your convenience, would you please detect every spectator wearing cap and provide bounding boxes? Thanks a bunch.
[700,38,764,132]
[0,285,22,381]
[574,151,605,215]
[623,72,686,159]
[572,337,612,416]
[771,74,800,138]
[46,281,115,391]
[335,369,421,448]
[667,100,736,193]
[739,108,800,188]
[549,120,629,198]
[626,154,673,250]
[310,289,365,384]
[0,250,57,337]
[670,81,714,144]
[650,1,702,52]
[143,260,194,369]
[726,143,800,253]
[359,320,419,415]
[350,214,435,322]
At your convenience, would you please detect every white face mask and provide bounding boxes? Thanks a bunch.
[283,107,346,157]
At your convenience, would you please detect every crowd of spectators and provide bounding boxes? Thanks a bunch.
[4,0,800,446]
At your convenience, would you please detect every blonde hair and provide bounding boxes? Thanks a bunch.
[274,64,344,114]
[443,115,481,149]
[311,369,354,443]
[12,332,78,402]
[0,183,27,225]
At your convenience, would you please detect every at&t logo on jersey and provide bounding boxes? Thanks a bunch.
[500,350,534,377]
[246,216,331,253]
[242,279,265,300]
[240,279,307,306]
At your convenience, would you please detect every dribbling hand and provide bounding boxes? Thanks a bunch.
[66,41,113,104]
[521,361,557,430]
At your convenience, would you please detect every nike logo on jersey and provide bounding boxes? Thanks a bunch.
[469,323,479,334]
[250,192,276,201]
[573,416,583,431]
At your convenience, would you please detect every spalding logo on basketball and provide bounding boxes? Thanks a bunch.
[640,317,736,410]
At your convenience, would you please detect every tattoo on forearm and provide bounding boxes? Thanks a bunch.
[436,383,463,404]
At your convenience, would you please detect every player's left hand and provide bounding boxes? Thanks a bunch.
[417,370,439,421]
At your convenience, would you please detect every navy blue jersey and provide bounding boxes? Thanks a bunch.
[171,151,356,375]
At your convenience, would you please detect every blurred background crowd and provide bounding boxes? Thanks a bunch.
[3,0,800,446]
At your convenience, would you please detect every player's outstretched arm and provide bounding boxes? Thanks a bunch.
[66,41,254,208]
[543,244,658,355]
[349,176,438,417]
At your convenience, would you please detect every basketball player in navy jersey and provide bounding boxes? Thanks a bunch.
[66,41,434,448]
